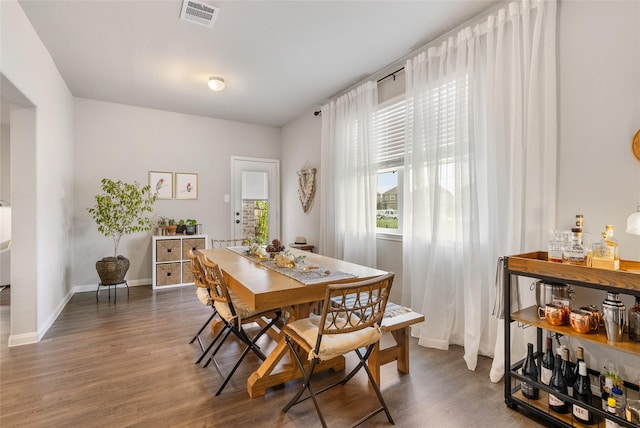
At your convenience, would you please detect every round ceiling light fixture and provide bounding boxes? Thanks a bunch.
[208,76,225,92]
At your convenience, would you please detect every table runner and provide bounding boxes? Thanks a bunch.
[226,247,357,285]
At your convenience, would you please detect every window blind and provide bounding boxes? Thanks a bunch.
[375,98,406,169]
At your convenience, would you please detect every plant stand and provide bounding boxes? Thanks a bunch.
[96,280,128,304]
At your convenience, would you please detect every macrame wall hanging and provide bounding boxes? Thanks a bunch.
[297,167,317,214]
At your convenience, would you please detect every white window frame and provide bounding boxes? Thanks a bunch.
[375,95,406,238]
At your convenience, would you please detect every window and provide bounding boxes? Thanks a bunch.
[376,169,399,229]
[405,75,470,243]
[374,76,468,239]
[375,97,406,232]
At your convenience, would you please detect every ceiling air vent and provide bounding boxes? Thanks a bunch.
[180,0,220,29]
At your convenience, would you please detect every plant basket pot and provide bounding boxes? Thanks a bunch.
[185,225,196,235]
[96,256,130,285]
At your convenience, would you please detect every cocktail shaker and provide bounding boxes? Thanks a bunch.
[602,292,625,342]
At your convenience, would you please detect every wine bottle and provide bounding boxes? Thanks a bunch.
[541,337,554,385]
[573,361,594,424]
[549,354,569,413]
[521,343,539,400]
[606,397,620,428]
[561,347,576,396]
[572,346,584,382]
[629,296,640,342]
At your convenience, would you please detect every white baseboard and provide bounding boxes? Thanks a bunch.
[36,286,75,343]
[8,286,74,347]
[73,278,151,293]
[8,331,39,347]
[8,278,152,347]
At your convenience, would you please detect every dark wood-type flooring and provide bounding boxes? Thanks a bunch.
[0,285,545,427]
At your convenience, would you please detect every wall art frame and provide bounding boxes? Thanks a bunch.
[175,172,198,200]
[149,171,173,200]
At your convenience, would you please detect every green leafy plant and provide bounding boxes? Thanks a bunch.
[255,201,269,244]
[186,219,197,226]
[87,178,157,257]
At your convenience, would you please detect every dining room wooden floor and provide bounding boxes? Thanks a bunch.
[0,285,546,428]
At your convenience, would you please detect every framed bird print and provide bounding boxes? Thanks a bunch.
[175,172,198,200]
[149,171,173,200]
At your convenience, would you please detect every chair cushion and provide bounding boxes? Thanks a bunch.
[213,291,255,323]
[287,314,381,361]
[196,287,211,306]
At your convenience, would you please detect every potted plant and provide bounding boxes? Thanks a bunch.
[87,178,157,285]
[185,218,198,235]
[166,219,177,236]
[155,216,168,236]
[176,219,187,234]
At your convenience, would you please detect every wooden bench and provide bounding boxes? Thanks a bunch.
[212,297,424,385]
[369,308,425,385]
[329,295,425,384]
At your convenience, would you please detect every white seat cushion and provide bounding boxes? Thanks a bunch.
[287,314,381,361]
[196,287,211,306]
[213,291,255,323]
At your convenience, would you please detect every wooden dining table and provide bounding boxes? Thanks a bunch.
[197,246,387,398]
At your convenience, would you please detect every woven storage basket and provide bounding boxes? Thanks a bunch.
[182,238,205,260]
[182,263,194,284]
[157,239,181,262]
[156,262,181,286]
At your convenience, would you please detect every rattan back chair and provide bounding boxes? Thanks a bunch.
[282,272,395,428]
[187,250,219,359]
[198,253,282,396]
[211,238,248,248]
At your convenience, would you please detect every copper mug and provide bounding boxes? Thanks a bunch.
[570,309,600,333]
[579,305,602,327]
[544,303,570,326]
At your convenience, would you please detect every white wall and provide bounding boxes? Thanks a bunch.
[1,0,75,345]
[0,123,10,243]
[556,0,640,384]
[72,98,281,287]
[280,107,321,247]
[557,0,640,260]
[0,124,9,203]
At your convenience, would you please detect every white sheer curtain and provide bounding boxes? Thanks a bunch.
[319,81,378,266]
[402,0,557,373]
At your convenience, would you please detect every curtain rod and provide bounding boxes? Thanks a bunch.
[313,67,405,116]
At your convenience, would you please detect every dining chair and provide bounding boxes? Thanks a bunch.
[186,250,218,361]
[281,272,395,428]
[198,254,282,396]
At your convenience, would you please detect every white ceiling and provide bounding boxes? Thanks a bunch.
[14,0,497,128]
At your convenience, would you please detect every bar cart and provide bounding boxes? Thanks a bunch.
[503,251,640,427]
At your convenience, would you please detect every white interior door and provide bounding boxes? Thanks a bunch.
[230,157,280,243]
